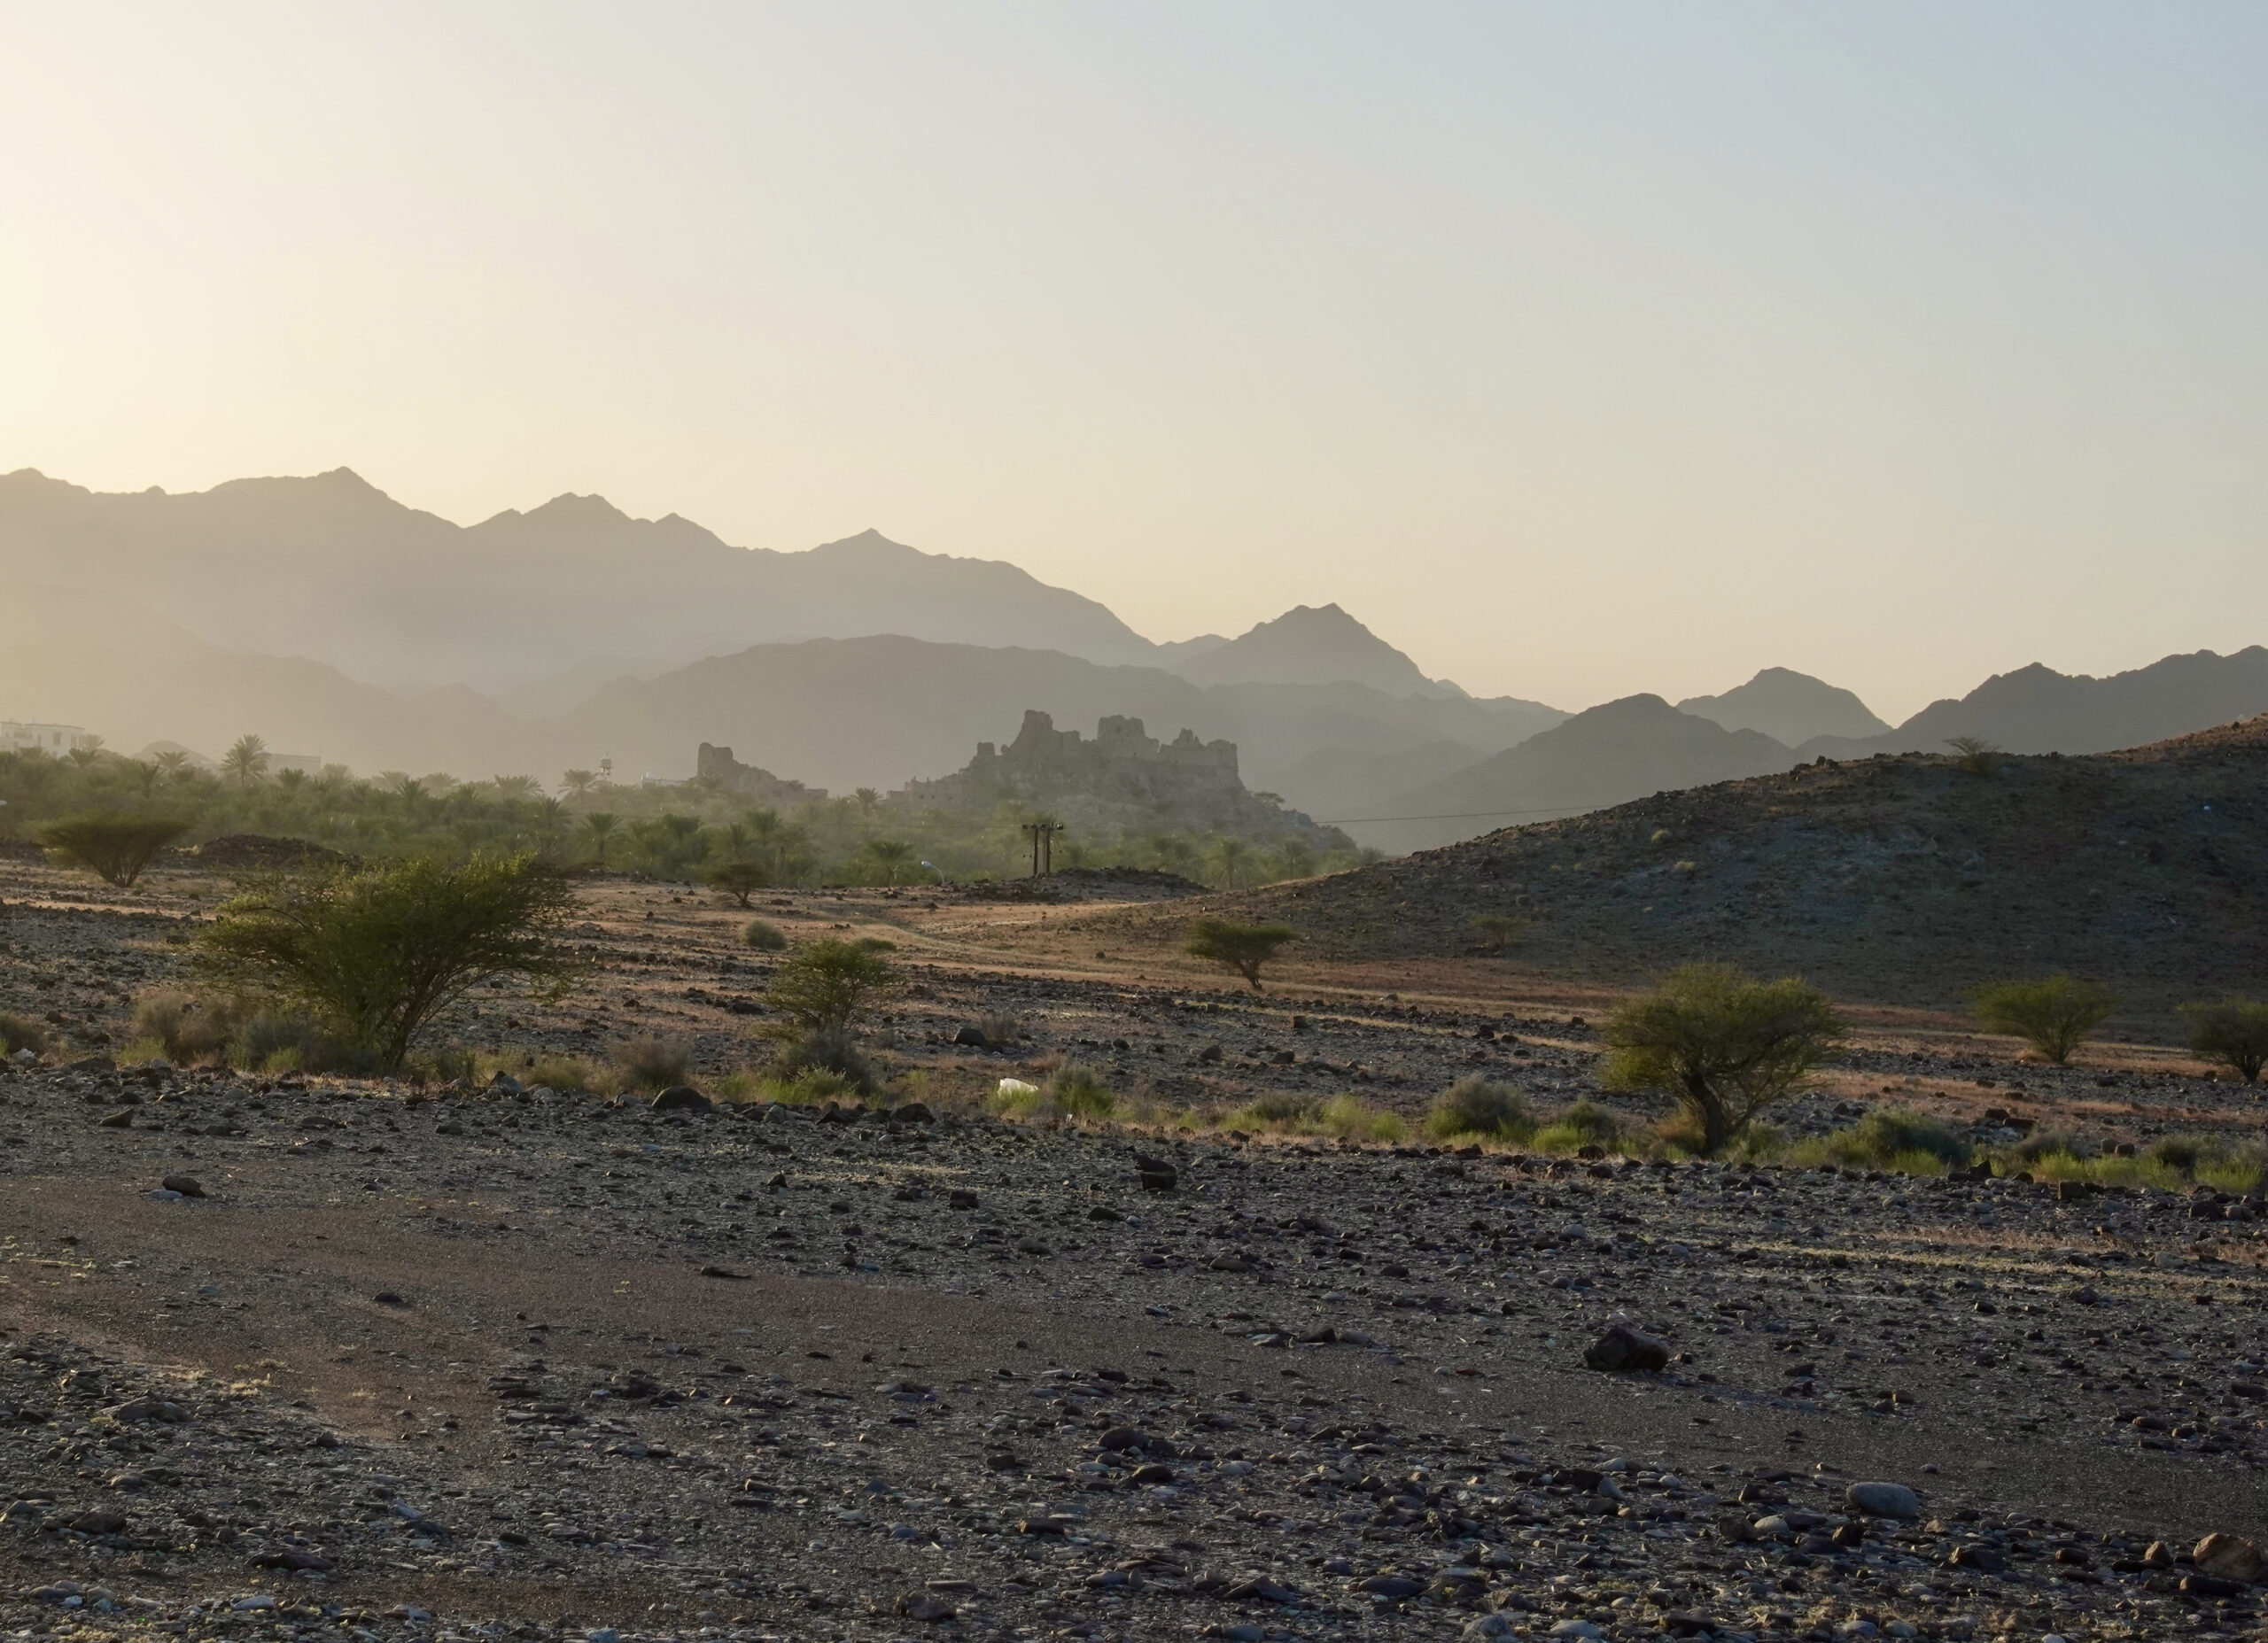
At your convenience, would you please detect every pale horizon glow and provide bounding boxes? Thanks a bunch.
[4,3,2264,722]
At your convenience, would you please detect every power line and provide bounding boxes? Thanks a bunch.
[1317,802,1619,825]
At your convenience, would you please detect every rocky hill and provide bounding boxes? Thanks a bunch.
[1359,694,1797,853]
[1677,666,1890,745]
[1169,602,1448,695]
[1231,715,2268,1017]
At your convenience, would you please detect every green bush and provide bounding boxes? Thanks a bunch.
[41,813,190,887]
[742,918,788,951]
[610,1034,692,1091]
[1217,1091,1404,1143]
[972,1011,1023,1049]
[1534,1099,1627,1153]
[1604,963,1845,1153]
[1184,918,1297,993]
[1838,1109,1973,1169]
[1972,974,2117,1065]
[0,1011,50,1058]
[524,1053,610,1095]
[2002,1133,2264,1195]
[774,1066,859,1105]
[197,852,580,1070]
[2139,1133,2266,1192]
[1318,1094,1406,1144]
[1998,1128,2097,1173]
[2179,998,2268,1084]
[1048,1064,1115,1118]
[1425,1075,1534,1142]
[130,989,245,1065]
[767,1027,876,1095]
[1789,1109,1972,1174]
[236,1006,336,1073]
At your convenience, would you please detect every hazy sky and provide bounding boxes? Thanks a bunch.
[4,4,2264,718]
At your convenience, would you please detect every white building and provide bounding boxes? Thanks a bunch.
[269,752,325,776]
[1,721,96,756]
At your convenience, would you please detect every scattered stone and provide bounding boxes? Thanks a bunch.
[897,1590,957,1622]
[1582,1322,1669,1373]
[159,1174,206,1198]
[1846,1480,1922,1520]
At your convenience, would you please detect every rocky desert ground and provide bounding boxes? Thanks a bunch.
[4,852,2266,1643]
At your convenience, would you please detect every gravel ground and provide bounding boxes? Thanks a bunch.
[3,860,2266,1643]
[4,1058,2266,1643]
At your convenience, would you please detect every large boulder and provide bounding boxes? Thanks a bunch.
[1846,1481,1922,1521]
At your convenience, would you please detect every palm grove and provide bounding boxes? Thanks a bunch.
[0,738,1369,891]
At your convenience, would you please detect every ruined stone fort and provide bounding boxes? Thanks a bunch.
[891,710,1238,813]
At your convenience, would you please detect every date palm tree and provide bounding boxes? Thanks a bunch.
[1211,835,1253,891]
[582,811,619,869]
[864,838,914,885]
[222,733,271,787]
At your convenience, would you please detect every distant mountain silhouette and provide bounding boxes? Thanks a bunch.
[0,575,1563,809]
[557,638,1561,797]
[0,582,525,776]
[1170,603,1448,695]
[0,469,1161,691]
[1678,667,1888,745]
[1361,694,1798,853]
[1793,648,2268,760]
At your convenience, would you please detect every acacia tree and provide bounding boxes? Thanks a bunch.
[41,814,190,887]
[708,858,771,907]
[1184,918,1297,993]
[1604,963,1845,1155]
[1972,974,2117,1065]
[765,937,897,1037]
[198,852,580,1070]
[2178,999,2268,1084]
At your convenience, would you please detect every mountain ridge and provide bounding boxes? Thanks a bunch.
[1169,602,1449,697]
[1678,666,1890,745]
[0,468,1164,690]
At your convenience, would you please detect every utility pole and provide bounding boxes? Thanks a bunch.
[1020,818,1064,878]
